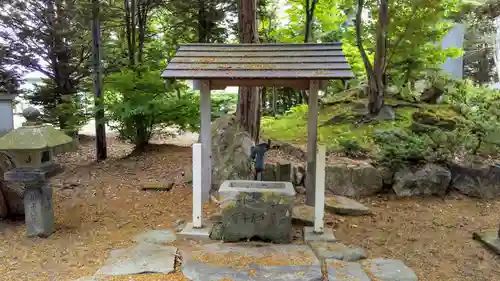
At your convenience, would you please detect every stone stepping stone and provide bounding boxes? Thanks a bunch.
[361,259,418,281]
[292,205,314,226]
[95,243,177,276]
[310,242,366,261]
[72,277,100,281]
[326,259,370,281]
[181,243,322,281]
[133,229,176,244]
[325,195,371,216]
[473,231,500,255]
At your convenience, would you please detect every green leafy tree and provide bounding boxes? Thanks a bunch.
[105,68,200,147]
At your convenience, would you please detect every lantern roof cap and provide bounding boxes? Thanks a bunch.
[0,107,74,151]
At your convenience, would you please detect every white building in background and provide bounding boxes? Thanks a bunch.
[441,23,466,79]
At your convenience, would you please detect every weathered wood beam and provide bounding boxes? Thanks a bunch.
[306,80,319,207]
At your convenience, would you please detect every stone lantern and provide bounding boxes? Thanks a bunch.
[0,107,76,237]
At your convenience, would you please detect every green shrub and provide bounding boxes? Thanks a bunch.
[105,68,200,148]
[337,138,367,158]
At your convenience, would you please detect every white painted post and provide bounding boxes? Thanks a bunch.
[200,80,212,202]
[314,145,326,234]
[192,143,203,228]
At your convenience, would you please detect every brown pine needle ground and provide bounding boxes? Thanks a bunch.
[0,138,498,281]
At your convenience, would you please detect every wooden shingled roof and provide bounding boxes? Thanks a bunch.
[162,43,353,79]
[161,43,354,89]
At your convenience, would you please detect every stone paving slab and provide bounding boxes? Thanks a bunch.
[133,229,177,244]
[310,242,366,261]
[325,195,372,216]
[73,277,100,281]
[326,259,370,281]
[362,259,418,281]
[180,243,322,281]
[95,243,177,276]
[292,205,314,226]
[473,231,500,255]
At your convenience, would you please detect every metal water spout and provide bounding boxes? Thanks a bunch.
[250,139,271,181]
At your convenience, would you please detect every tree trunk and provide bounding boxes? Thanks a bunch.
[272,88,277,116]
[304,0,318,43]
[92,0,107,161]
[237,0,262,142]
[355,0,388,117]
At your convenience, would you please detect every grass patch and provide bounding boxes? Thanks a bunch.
[262,99,461,154]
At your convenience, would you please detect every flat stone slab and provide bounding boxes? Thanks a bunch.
[178,222,212,240]
[73,277,101,281]
[310,242,366,261]
[133,229,176,244]
[473,231,500,255]
[304,226,336,243]
[326,259,370,281]
[362,259,418,281]
[95,243,177,276]
[180,243,322,281]
[325,195,371,216]
[139,182,174,191]
[292,205,314,226]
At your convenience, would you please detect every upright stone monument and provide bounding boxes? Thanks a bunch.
[0,107,76,238]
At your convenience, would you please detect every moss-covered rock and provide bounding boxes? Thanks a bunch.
[325,158,383,197]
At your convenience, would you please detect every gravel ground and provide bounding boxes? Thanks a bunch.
[0,138,498,280]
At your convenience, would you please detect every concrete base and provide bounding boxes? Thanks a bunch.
[178,222,212,240]
[473,231,500,255]
[304,226,336,242]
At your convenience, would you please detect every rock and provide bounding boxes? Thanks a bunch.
[326,259,370,281]
[209,222,223,240]
[343,248,367,262]
[133,229,176,244]
[173,219,186,227]
[211,116,254,192]
[140,182,174,191]
[0,152,24,218]
[361,259,418,281]
[325,158,383,197]
[294,186,306,195]
[271,141,307,161]
[183,170,193,184]
[378,166,394,186]
[393,164,451,197]
[72,277,100,281]
[411,111,456,131]
[324,195,371,216]
[376,105,396,121]
[473,231,500,255]
[0,189,8,218]
[95,243,177,276]
[181,243,321,281]
[263,163,277,181]
[420,86,444,104]
[210,212,222,222]
[218,180,295,243]
[294,166,306,186]
[276,162,292,182]
[450,162,500,198]
[292,205,314,226]
[310,242,367,262]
